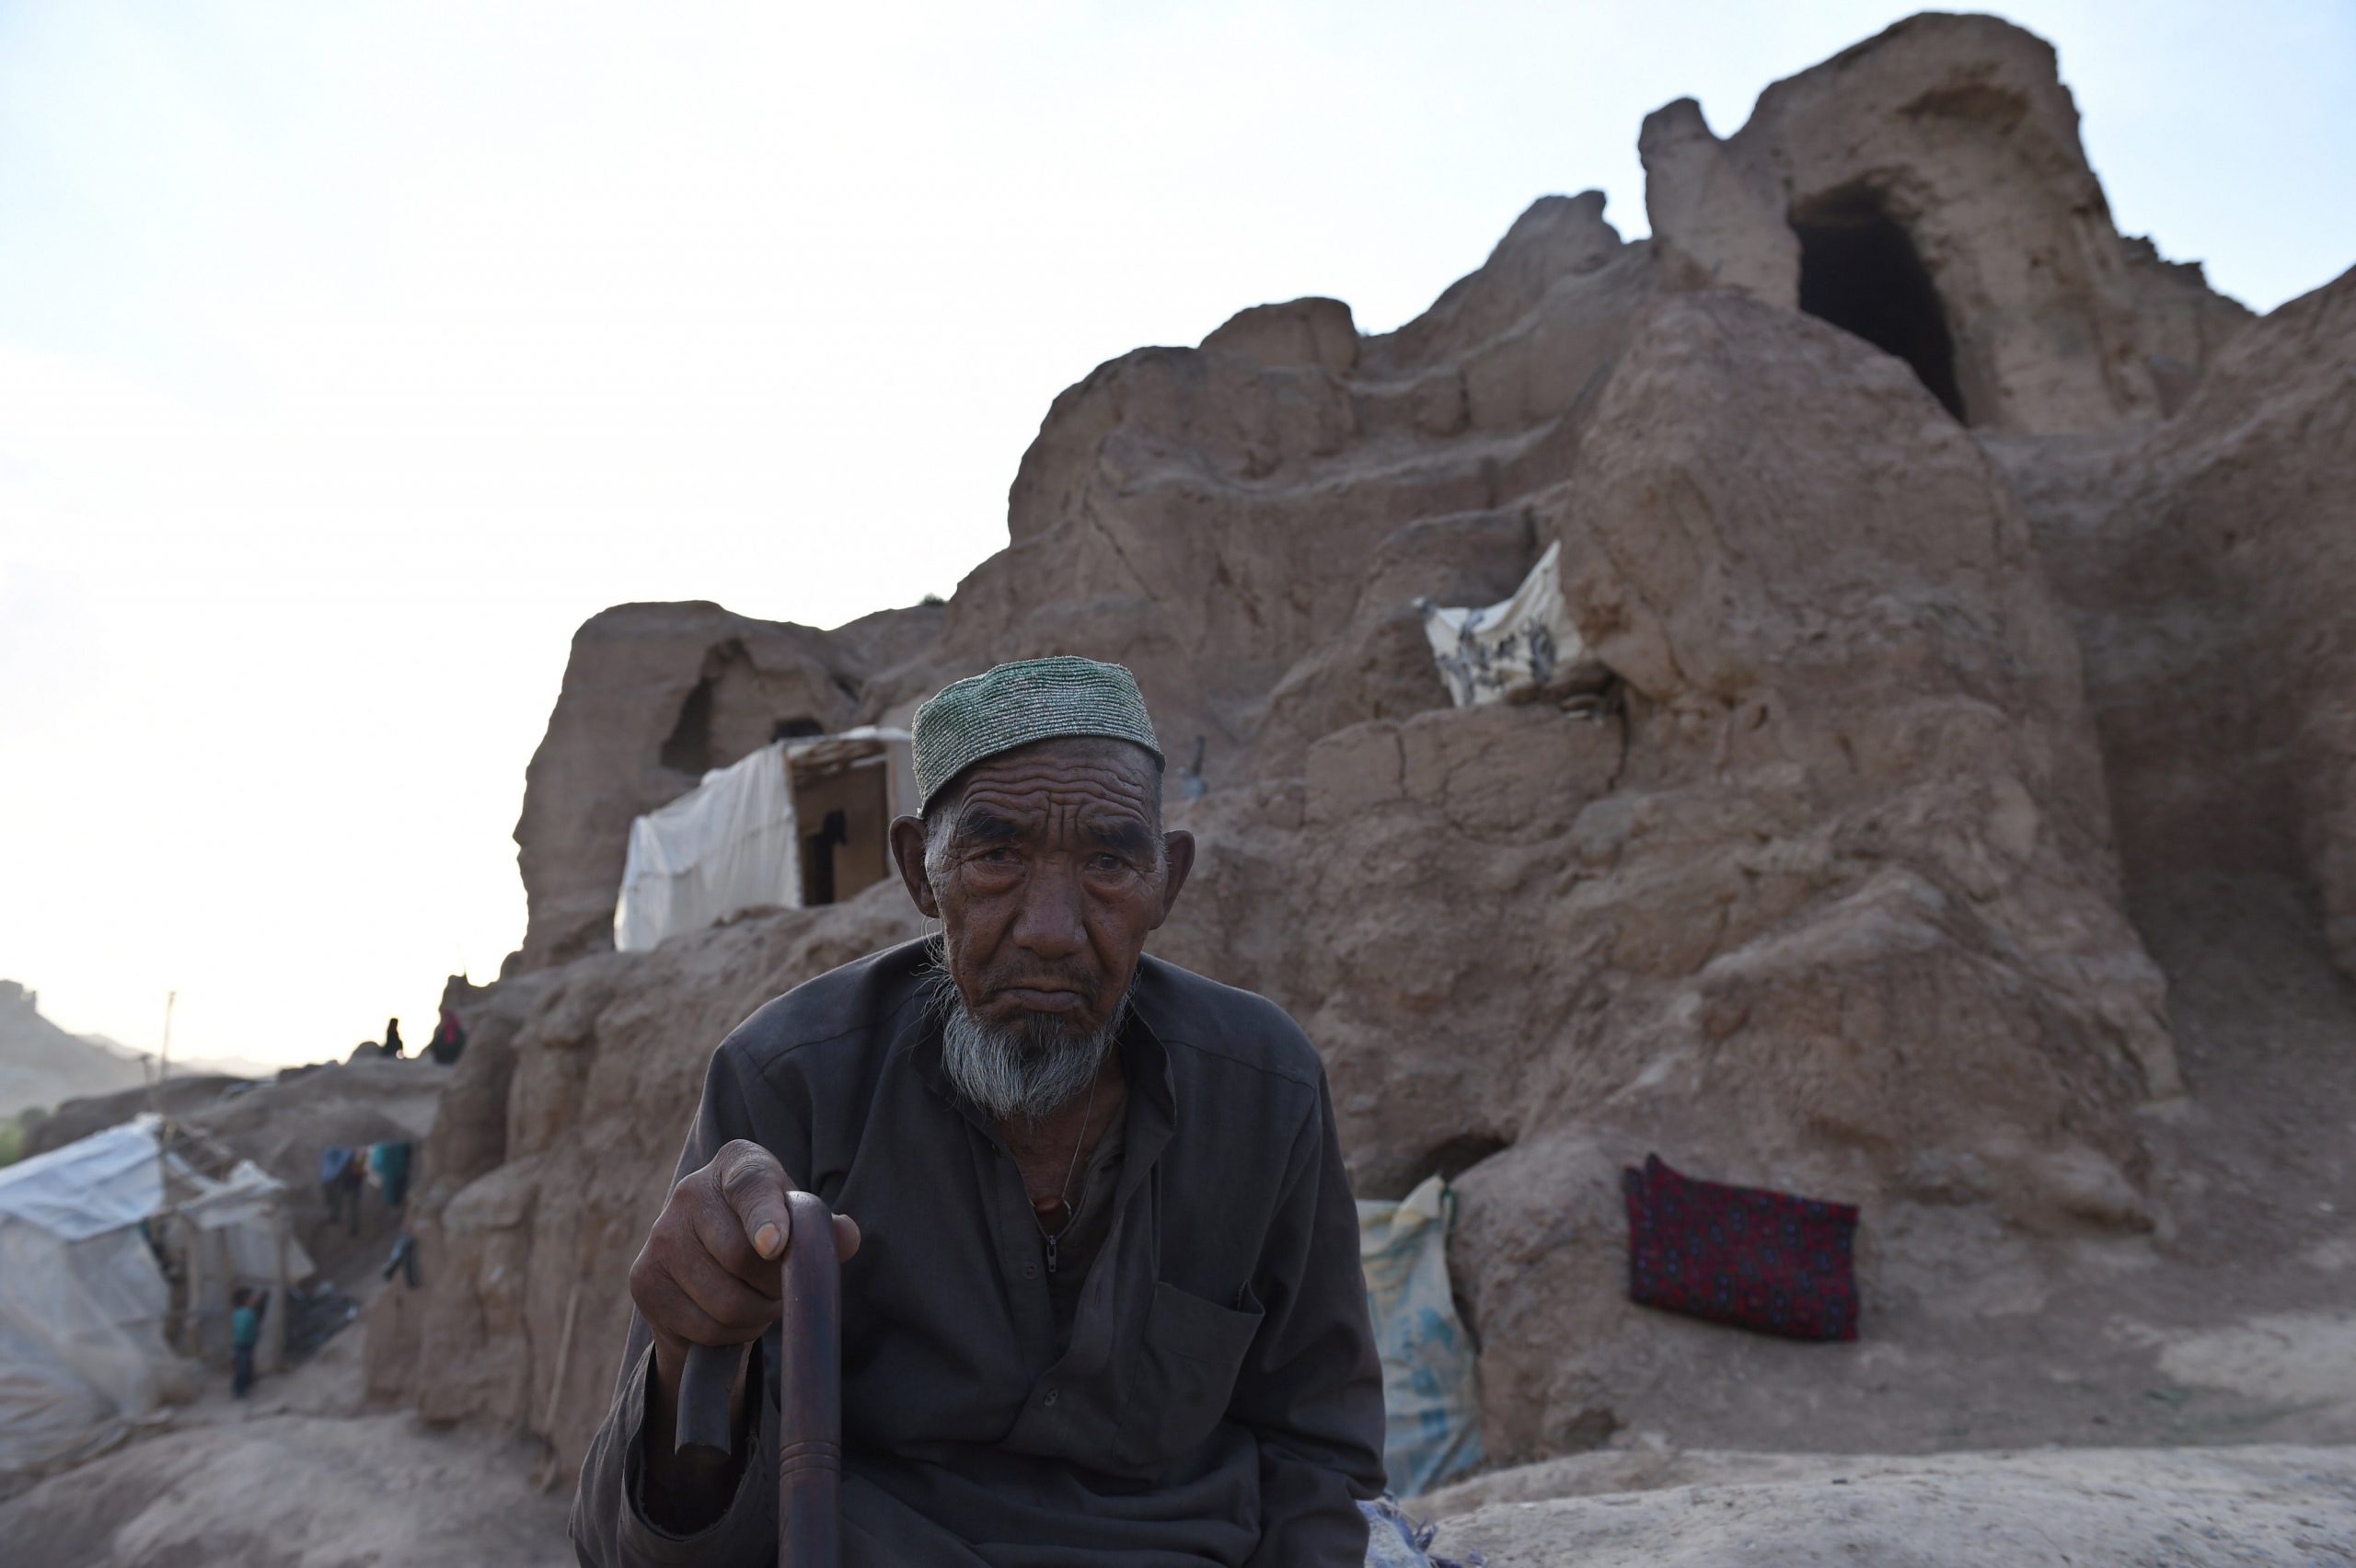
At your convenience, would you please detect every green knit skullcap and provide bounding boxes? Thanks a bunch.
[911,656,1164,811]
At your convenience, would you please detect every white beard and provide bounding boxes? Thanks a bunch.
[935,978,1128,1124]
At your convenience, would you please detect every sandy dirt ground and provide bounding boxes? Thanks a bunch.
[0,1325,574,1568]
[1424,1446,2356,1566]
[14,1358,2351,1568]
[0,1412,573,1568]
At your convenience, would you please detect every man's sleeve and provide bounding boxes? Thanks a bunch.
[570,1037,808,1568]
[1230,1066,1388,1567]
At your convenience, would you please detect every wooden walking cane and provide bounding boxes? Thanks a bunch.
[674,1189,842,1568]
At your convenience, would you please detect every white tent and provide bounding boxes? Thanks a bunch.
[0,1115,311,1486]
[615,727,915,952]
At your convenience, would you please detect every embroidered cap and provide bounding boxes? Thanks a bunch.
[911,656,1164,811]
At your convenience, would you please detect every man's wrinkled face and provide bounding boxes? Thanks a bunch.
[890,738,1194,1053]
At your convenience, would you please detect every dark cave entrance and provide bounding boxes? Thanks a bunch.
[1793,192,1969,422]
[661,640,756,776]
[659,674,718,774]
[802,808,849,907]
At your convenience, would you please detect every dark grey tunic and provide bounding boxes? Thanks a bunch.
[569,940,1385,1567]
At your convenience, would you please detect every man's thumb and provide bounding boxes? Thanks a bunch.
[712,1138,793,1261]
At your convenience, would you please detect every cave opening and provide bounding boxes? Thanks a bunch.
[659,676,718,774]
[1793,192,1969,422]
[1419,1132,1511,1183]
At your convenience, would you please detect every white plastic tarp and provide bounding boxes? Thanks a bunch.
[615,742,801,953]
[1421,539,1595,707]
[0,1117,183,1482]
[186,1159,314,1288]
[0,1118,165,1242]
[614,727,912,953]
[0,1222,179,1482]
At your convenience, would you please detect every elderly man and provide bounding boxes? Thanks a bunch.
[572,656,1387,1566]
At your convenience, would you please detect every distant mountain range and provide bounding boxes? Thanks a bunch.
[0,981,262,1122]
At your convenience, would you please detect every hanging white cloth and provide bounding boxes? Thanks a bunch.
[1420,540,1599,707]
[614,742,801,953]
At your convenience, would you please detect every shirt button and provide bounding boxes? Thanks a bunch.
[1041,1385,1060,1408]
[1022,1262,1038,1280]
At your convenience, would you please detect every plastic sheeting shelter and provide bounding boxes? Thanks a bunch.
[0,1119,176,1482]
[616,727,915,952]
[171,1156,315,1368]
[1420,539,1602,707]
[0,1115,311,1487]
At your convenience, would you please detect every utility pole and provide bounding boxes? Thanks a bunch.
[159,990,176,1083]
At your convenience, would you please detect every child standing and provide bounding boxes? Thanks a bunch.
[230,1288,263,1398]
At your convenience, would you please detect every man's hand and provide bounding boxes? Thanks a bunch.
[631,1139,859,1524]
[632,1138,860,1366]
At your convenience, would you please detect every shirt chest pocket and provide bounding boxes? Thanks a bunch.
[1114,1281,1264,1471]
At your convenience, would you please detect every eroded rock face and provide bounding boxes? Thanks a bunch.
[1643,14,2248,434]
[387,11,2346,1489]
[851,188,1651,790]
[2155,273,2356,973]
[2119,238,2257,417]
[2059,268,2356,963]
[1151,294,2174,1457]
[1983,264,2356,996]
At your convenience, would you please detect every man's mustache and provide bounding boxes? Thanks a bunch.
[977,966,1100,1000]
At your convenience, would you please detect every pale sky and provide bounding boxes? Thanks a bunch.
[4,2,2350,1071]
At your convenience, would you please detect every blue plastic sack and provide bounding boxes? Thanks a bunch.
[1357,1174,1484,1496]
[1360,1493,1484,1567]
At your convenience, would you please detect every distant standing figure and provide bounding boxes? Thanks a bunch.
[427,1005,467,1066]
[321,1146,364,1235]
[370,1141,412,1209]
[230,1288,264,1398]
[382,1017,404,1059]
[343,1153,367,1234]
